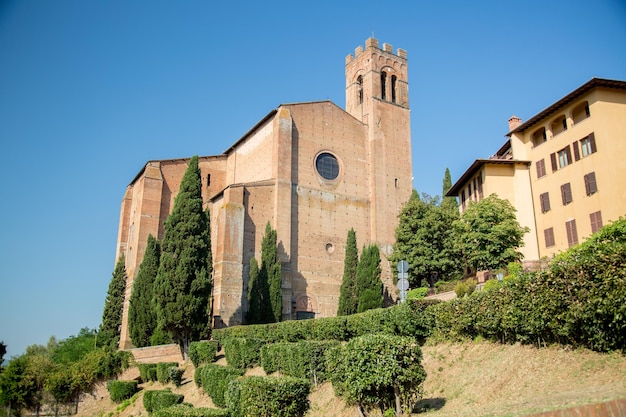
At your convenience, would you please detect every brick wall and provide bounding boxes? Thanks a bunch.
[126,344,183,364]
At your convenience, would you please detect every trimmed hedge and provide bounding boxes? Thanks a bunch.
[188,341,219,367]
[156,362,180,384]
[143,389,184,413]
[213,299,439,345]
[261,340,339,383]
[106,380,139,403]
[197,364,243,408]
[221,338,264,370]
[152,404,229,417]
[227,376,310,417]
[138,363,158,382]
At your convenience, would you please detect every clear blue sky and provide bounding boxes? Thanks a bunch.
[1,0,624,360]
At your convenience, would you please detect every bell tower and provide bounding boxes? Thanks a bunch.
[345,37,412,258]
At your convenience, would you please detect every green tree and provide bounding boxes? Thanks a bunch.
[154,155,212,358]
[246,257,265,324]
[454,194,529,274]
[98,254,127,348]
[261,222,282,323]
[337,228,358,316]
[0,341,6,365]
[328,334,426,416]
[441,167,459,214]
[50,328,96,365]
[392,191,461,288]
[355,244,383,313]
[128,234,161,347]
[0,355,33,415]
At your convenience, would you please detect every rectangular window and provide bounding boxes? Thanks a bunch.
[468,184,472,200]
[461,190,466,210]
[550,153,558,173]
[558,146,572,168]
[477,175,483,198]
[590,211,603,233]
[536,159,546,178]
[584,172,598,195]
[566,219,578,247]
[539,192,551,213]
[561,183,573,205]
[544,227,555,248]
[580,133,597,157]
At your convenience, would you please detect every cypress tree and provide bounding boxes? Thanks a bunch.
[153,155,212,357]
[246,257,264,324]
[441,167,459,214]
[260,222,282,323]
[337,228,358,316]
[355,244,383,313]
[128,234,160,348]
[98,254,127,348]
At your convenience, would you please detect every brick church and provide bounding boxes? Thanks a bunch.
[115,37,413,348]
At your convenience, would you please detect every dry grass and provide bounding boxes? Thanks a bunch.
[75,341,626,417]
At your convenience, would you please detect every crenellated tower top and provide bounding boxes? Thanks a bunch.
[345,37,409,120]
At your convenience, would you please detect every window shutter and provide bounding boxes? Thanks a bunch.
[572,142,580,161]
[561,183,572,205]
[584,172,597,195]
[550,153,557,172]
[589,132,597,153]
[566,219,578,247]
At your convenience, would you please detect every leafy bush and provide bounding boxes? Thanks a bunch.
[169,367,184,387]
[225,379,242,417]
[188,341,219,367]
[327,333,426,416]
[138,363,158,382]
[143,389,184,413]
[152,404,230,417]
[156,362,179,384]
[236,376,310,417]
[106,380,139,403]
[406,287,429,300]
[198,364,243,408]
[221,338,264,370]
[261,340,339,383]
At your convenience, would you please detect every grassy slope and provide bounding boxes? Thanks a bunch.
[76,341,626,417]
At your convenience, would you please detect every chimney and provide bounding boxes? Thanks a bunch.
[508,115,522,131]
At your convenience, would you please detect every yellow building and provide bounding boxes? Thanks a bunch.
[448,78,626,261]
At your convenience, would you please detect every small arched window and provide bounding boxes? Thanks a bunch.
[572,101,590,124]
[357,75,363,104]
[550,115,567,136]
[381,71,387,100]
[531,127,547,147]
[391,75,397,103]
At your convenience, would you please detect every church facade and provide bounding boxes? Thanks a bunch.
[115,38,413,349]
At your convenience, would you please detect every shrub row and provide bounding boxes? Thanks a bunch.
[138,363,158,382]
[225,376,311,417]
[196,364,243,408]
[188,341,219,367]
[143,389,184,413]
[433,218,626,352]
[152,404,229,417]
[106,380,139,403]
[213,299,439,345]
[157,362,180,384]
[261,340,339,383]
[221,338,265,370]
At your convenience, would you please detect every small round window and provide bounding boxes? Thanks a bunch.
[315,152,339,181]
